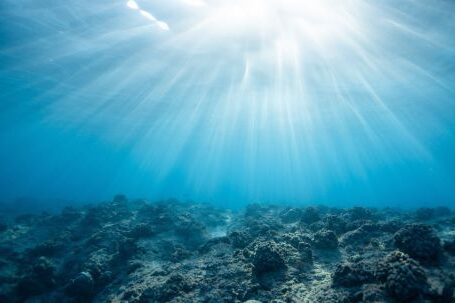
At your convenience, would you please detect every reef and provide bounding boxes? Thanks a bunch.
[0,199,454,302]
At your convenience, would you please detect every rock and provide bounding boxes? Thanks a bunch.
[339,223,382,247]
[358,284,386,302]
[113,194,128,204]
[65,271,95,298]
[300,207,320,224]
[434,206,452,217]
[14,214,36,224]
[27,240,63,257]
[0,221,7,233]
[128,223,154,239]
[252,241,286,275]
[146,274,195,302]
[440,277,455,302]
[377,251,428,301]
[281,232,312,249]
[245,204,272,218]
[279,208,303,224]
[127,260,144,274]
[427,275,455,302]
[443,237,455,255]
[310,285,352,303]
[15,257,56,300]
[198,236,231,254]
[174,213,208,245]
[308,221,325,232]
[313,229,338,249]
[297,242,313,263]
[228,231,251,249]
[415,208,435,221]
[245,217,283,238]
[60,207,83,222]
[82,249,115,286]
[379,220,402,233]
[16,277,47,299]
[323,215,347,235]
[118,237,138,258]
[31,257,56,281]
[394,224,442,263]
[1,199,454,303]
[344,219,373,232]
[279,242,308,270]
[332,261,375,287]
[348,207,376,221]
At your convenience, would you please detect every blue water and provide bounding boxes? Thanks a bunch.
[1,0,455,209]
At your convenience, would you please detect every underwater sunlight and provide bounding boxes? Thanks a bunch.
[1,0,455,207]
[2,1,455,303]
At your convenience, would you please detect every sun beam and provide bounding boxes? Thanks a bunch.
[2,0,454,204]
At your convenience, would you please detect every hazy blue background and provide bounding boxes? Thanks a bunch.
[1,0,455,210]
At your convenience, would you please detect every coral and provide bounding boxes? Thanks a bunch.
[394,224,442,263]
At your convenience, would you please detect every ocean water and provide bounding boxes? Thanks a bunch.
[1,0,455,210]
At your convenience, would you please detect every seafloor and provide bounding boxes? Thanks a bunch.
[0,196,454,303]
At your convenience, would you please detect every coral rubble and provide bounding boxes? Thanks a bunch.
[0,198,454,302]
